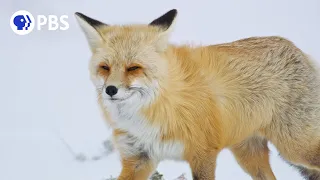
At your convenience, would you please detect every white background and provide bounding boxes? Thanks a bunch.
[1,0,320,179]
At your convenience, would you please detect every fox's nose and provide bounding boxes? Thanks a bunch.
[105,85,118,97]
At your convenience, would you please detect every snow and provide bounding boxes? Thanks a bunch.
[1,0,320,179]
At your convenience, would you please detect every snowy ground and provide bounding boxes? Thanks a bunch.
[2,0,320,179]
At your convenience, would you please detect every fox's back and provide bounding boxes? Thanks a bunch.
[187,36,319,104]
[172,36,320,143]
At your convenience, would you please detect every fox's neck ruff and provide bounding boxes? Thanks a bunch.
[141,46,221,137]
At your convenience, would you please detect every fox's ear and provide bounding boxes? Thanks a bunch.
[149,9,177,32]
[149,9,178,52]
[74,12,107,52]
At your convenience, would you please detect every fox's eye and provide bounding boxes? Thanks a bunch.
[100,65,110,71]
[127,66,141,71]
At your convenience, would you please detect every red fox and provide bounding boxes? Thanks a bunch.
[75,9,320,180]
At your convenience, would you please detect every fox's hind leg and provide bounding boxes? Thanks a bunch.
[277,141,320,174]
[290,164,320,180]
[266,117,320,178]
[266,117,320,173]
[230,136,276,180]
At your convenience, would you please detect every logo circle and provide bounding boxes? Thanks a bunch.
[10,10,35,35]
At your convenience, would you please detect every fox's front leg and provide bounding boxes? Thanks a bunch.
[118,155,158,180]
[113,131,158,180]
[187,150,219,180]
[230,136,276,180]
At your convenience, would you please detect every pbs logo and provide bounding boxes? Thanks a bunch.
[10,10,35,35]
[10,10,69,35]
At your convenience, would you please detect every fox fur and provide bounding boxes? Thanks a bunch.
[75,9,320,180]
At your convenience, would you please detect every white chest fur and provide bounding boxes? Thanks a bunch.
[103,98,184,162]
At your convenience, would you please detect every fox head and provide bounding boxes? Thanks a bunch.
[75,9,178,107]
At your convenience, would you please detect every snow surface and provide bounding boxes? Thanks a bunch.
[1,0,320,179]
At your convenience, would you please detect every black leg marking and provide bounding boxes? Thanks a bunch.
[192,172,199,180]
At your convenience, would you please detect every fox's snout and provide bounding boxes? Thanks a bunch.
[105,85,118,97]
